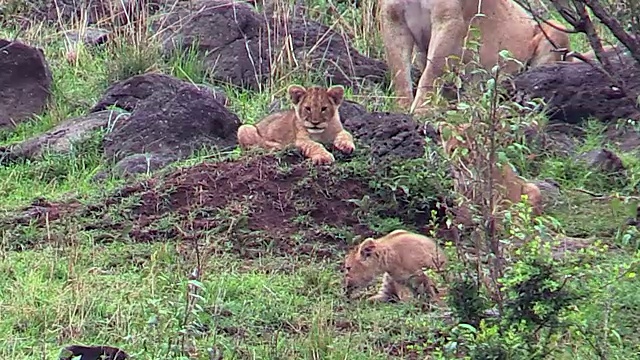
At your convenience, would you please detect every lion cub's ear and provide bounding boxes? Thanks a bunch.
[359,238,376,259]
[326,85,344,106]
[288,85,307,105]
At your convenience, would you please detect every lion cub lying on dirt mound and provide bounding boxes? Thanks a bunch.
[379,0,572,114]
[439,122,543,220]
[237,85,355,165]
[343,230,448,304]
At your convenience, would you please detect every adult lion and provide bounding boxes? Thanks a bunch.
[379,0,572,114]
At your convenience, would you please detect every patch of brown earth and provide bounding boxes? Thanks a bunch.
[3,150,447,256]
[80,153,383,258]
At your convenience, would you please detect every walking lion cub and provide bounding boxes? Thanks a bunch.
[237,85,355,165]
[439,122,543,222]
[343,229,448,304]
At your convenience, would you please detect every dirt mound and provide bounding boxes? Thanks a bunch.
[4,152,447,256]
[81,154,383,258]
[0,39,52,130]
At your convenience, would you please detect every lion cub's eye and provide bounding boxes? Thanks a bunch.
[304,106,312,112]
[321,106,327,112]
[345,266,351,272]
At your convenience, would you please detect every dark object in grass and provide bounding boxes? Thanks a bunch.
[59,345,129,360]
[0,39,53,130]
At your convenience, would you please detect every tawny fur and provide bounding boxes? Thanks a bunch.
[378,0,572,113]
[237,85,355,165]
[343,230,448,304]
[439,122,543,226]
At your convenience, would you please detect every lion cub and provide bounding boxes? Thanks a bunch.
[343,230,448,304]
[439,122,543,221]
[237,85,355,165]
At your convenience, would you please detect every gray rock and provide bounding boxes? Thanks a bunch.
[0,39,53,129]
[96,73,240,175]
[153,0,390,92]
[8,110,127,160]
[576,148,626,174]
[512,52,640,125]
[531,178,562,210]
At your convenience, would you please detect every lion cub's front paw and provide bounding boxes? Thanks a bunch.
[367,294,388,302]
[334,138,355,154]
[310,151,335,165]
[367,294,399,303]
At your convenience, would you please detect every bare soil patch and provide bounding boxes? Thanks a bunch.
[4,152,446,258]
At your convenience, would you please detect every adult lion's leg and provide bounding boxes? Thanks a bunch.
[412,11,466,114]
[415,46,428,71]
[380,1,416,110]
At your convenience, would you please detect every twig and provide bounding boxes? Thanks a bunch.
[570,188,603,197]
[570,188,640,202]
[581,0,640,66]
[573,1,616,71]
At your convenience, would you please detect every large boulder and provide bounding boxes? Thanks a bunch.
[512,55,640,125]
[91,72,228,112]
[155,0,269,90]
[0,39,53,129]
[93,73,241,176]
[511,51,640,155]
[341,104,431,162]
[264,4,389,91]
[9,0,169,28]
[153,0,389,92]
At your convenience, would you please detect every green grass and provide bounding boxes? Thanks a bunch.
[1,1,640,359]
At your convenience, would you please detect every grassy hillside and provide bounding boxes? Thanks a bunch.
[1,0,639,359]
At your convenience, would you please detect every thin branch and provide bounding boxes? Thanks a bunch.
[572,1,616,72]
[580,0,640,66]
[570,188,640,203]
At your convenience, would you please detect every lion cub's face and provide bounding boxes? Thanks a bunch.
[343,238,381,296]
[288,85,344,134]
